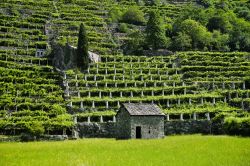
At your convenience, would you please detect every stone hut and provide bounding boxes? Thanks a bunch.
[116,103,165,139]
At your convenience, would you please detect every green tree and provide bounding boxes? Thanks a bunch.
[172,32,192,51]
[180,19,212,50]
[145,10,169,50]
[122,7,145,25]
[77,23,89,70]
[211,30,229,51]
[123,30,145,55]
[207,15,232,33]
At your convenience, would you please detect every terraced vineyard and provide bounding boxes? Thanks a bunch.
[64,52,250,123]
[0,0,249,136]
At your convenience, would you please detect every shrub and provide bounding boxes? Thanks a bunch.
[224,117,250,136]
[26,121,45,137]
[122,7,145,25]
[118,23,129,33]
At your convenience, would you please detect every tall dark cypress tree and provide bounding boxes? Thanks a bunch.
[77,23,89,70]
[145,10,167,50]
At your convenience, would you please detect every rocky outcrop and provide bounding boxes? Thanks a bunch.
[51,43,101,70]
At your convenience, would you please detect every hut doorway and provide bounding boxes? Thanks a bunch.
[136,126,142,139]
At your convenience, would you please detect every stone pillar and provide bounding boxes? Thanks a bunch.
[172,89,175,95]
[150,75,152,81]
[162,90,164,96]
[247,92,249,98]
[189,98,192,105]
[105,82,108,87]
[141,91,144,97]
[63,128,66,135]
[173,82,176,87]
[236,92,239,98]
[100,116,103,123]
[131,91,133,97]
[80,101,83,109]
[201,98,204,105]
[76,81,78,87]
[144,82,147,87]
[180,114,184,121]
[167,99,170,107]
[212,82,215,90]
[193,113,197,120]
[134,82,137,87]
[182,82,185,86]
[222,82,225,89]
[92,101,95,108]
[99,91,102,98]
[75,74,78,80]
[241,101,244,110]
[73,116,77,124]
[175,70,178,75]
[160,76,162,81]
[88,91,91,98]
[184,88,187,95]
[164,82,167,87]
[78,91,80,98]
[154,82,157,87]
[166,71,168,75]
[85,83,88,87]
[105,68,108,75]
[94,75,97,81]
[206,113,210,121]
[166,114,170,121]
[125,82,127,87]
[95,82,98,87]
[87,68,90,74]
[109,92,112,98]
[224,97,227,103]
[120,91,123,97]
[117,101,120,108]
[64,73,67,80]
[178,98,181,105]
[141,76,144,81]
[151,90,154,96]
[113,75,116,81]
[106,101,109,109]
[212,98,216,105]
[87,116,91,123]
[113,116,116,122]
[115,82,117,87]
[243,82,246,90]
[69,101,72,107]
[232,82,235,89]
[85,75,87,81]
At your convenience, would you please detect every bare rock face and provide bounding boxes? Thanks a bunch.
[88,51,101,63]
[51,43,100,70]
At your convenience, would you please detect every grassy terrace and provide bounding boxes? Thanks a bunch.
[0,135,249,166]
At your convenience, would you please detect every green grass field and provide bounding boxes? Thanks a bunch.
[0,135,250,166]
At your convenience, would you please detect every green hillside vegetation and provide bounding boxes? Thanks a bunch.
[0,0,249,137]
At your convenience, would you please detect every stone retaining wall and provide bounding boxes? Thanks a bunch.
[77,122,116,138]
[77,120,215,138]
[165,120,212,135]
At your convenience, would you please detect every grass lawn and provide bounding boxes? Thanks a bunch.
[0,135,250,166]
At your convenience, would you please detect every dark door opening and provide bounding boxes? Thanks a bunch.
[136,126,142,139]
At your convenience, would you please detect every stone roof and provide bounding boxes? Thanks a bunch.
[122,103,164,116]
